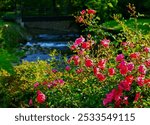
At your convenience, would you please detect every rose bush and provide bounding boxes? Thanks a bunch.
[0,7,149,108]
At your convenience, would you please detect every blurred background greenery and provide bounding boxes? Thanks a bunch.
[0,0,149,21]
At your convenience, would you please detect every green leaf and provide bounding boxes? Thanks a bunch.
[108,3,113,8]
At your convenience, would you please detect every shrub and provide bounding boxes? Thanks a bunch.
[0,22,27,50]
[0,6,149,108]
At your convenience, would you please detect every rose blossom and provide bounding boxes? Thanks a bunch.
[114,89,123,102]
[130,52,140,59]
[134,92,141,102]
[37,90,42,95]
[125,75,134,83]
[80,10,86,15]
[103,89,116,106]
[77,16,84,23]
[81,42,90,49]
[117,60,127,69]
[65,65,71,71]
[117,61,128,75]
[144,79,150,86]
[98,59,107,70]
[137,76,145,86]
[116,54,124,62]
[87,9,96,14]
[52,69,57,73]
[70,45,77,50]
[93,67,100,75]
[85,58,93,67]
[36,91,46,104]
[34,82,39,88]
[71,55,80,66]
[97,73,106,81]
[127,62,134,72]
[120,65,128,75]
[138,64,147,74]
[100,39,110,48]
[144,47,150,53]
[121,42,128,47]
[76,68,83,74]
[108,68,115,76]
[74,36,85,46]
[57,79,65,85]
[118,79,132,91]
[29,99,33,106]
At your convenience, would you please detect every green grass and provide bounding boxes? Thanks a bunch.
[102,18,150,34]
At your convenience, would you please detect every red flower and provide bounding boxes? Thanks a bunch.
[108,68,115,76]
[85,58,93,67]
[93,67,100,75]
[137,76,145,87]
[134,92,141,102]
[80,10,86,15]
[42,81,48,85]
[70,45,77,50]
[98,59,107,70]
[81,42,90,49]
[100,39,110,48]
[103,98,109,106]
[130,52,140,59]
[52,69,57,73]
[127,62,134,72]
[72,55,80,66]
[78,50,84,55]
[114,89,123,102]
[57,79,65,85]
[138,64,147,75]
[29,99,33,106]
[116,54,124,62]
[34,82,39,88]
[37,90,42,95]
[76,68,83,74]
[144,47,150,53]
[103,89,116,106]
[97,73,106,81]
[37,91,46,104]
[74,59,80,66]
[120,65,128,75]
[65,65,71,71]
[121,42,128,47]
[144,79,150,86]
[117,60,127,69]
[74,36,85,46]
[72,55,79,60]
[87,9,96,14]
[118,80,132,91]
[125,75,134,83]
[77,16,84,23]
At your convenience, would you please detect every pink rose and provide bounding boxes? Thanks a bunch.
[100,39,110,48]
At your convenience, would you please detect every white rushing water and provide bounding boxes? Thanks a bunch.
[22,34,78,62]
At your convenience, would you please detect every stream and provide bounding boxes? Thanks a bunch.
[21,34,79,62]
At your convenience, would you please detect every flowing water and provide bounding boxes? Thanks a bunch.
[21,34,79,62]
